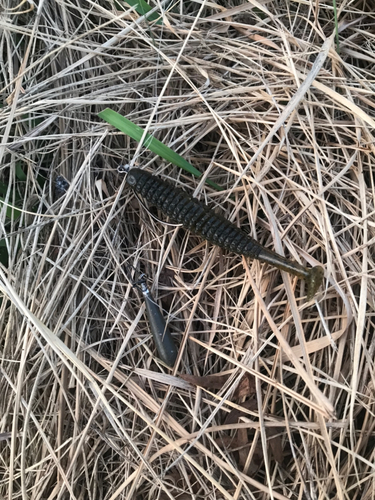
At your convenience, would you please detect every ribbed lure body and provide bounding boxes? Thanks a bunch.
[126,168,323,299]
[126,168,264,256]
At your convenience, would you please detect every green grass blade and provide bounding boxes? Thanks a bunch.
[115,0,162,25]
[0,198,22,220]
[0,182,9,196]
[98,108,222,190]
[332,0,339,52]
[15,162,27,181]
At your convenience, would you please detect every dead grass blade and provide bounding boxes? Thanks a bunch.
[1,1,374,499]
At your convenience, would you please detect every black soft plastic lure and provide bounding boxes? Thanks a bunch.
[125,168,324,299]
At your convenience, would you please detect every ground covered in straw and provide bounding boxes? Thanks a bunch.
[1,1,375,499]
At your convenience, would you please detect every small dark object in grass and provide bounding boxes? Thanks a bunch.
[133,273,178,367]
[55,175,70,199]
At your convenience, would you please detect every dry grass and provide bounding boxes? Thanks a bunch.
[1,1,375,499]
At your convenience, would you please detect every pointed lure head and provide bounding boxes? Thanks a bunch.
[119,166,145,189]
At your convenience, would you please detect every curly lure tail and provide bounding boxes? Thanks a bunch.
[125,168,324,299]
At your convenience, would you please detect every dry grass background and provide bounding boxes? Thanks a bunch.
[0,0,375,499]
